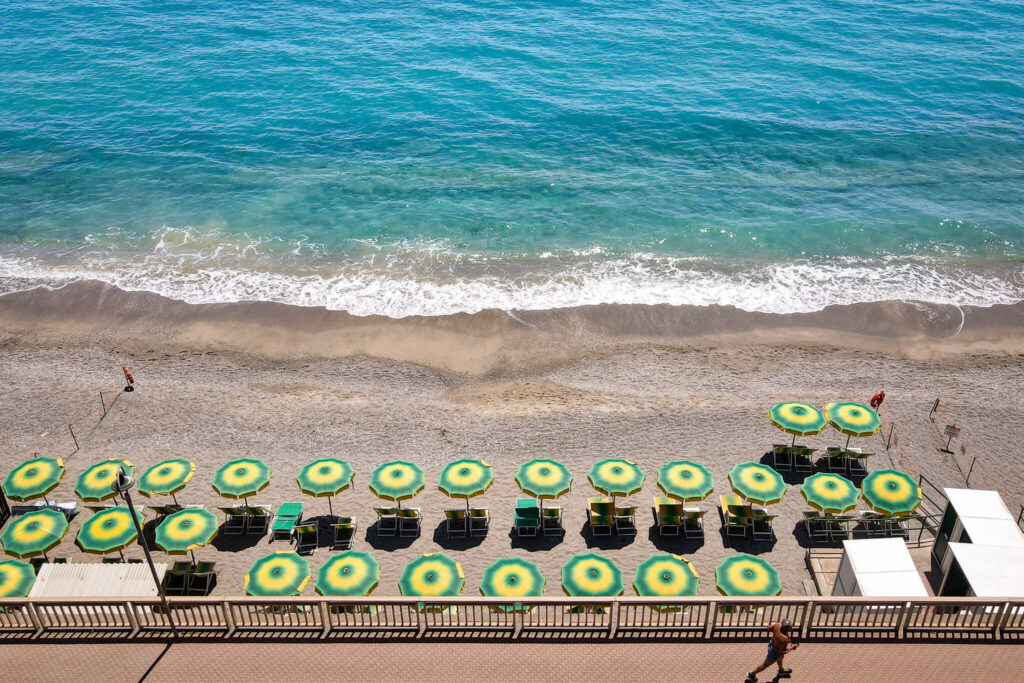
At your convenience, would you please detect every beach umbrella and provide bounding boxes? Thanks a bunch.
[244,551,311,596]
[0,508,68,559]
[801,473,859,514]
[588,459,645,505]
[297,458,354,518]
[480,558,545,612]
[212,457,270,504]
[137,458,196,504]
[399,553,465,609]
[729,462,787,506]
[315,551,380,597]
[633,554,699,608]
[75,459,134,502]
[76,506,143,559]
[438,459,494,513]
[769,402,827,447]
[861,469,922,516]
[561,553,624,598]
[369,460,424,510]
[155,508,219,564]
[0,559,36,598]
[716,554,782,597]
[657,460,714,502]
[516,459,572,513]
[826,402,881,449]
[3,456,65,504]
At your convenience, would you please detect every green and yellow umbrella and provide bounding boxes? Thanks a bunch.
[0,559,36,598]
[657,460,714,502]
[861,469,921,516]
[399,553,465,610]
[155,508,219,564]
[1,508,68,559]
[245,551,311,596]
[480,558,545,612]
[297,458,354,518]
[516,459,572,505]
[634,554,699,609]
[561,553,624,597]
[137,458,196,504]
[3,456,65,504]
[316,551,380,597]
[729,462,787,506]
[770,402,827,447]
[716,554,782,597]
[212,458,270,504]
[588,458,645,505]
[438,459,494,513]
[76,506,143,557]
[369,460,424,509]
[801,473,859,514]
[75,459,134,502]
[826,402,881,449]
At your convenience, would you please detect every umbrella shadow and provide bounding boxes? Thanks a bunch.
[211,528,267,552]
[646,525,705,554]
[507,528,563,552]
[364,523,417,551]
[717,526,777,554]
[756,452,810,485]
[431,521,486,550]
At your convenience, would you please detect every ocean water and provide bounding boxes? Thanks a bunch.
[1,0,1023,317]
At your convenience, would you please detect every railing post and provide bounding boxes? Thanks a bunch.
[223,600,236,637]
[801,600,814,638]
[26,601,44,637]
[706,601,717,639]
[608,599,619,638]
[124,601,140,637]
[993,602,1009,639]
[318,600,331,637]
[897,601,912,638]
[416,604,425,636]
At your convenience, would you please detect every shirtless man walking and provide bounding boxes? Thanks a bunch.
[746,619,798,681]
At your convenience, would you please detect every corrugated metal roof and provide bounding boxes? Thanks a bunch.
[29,562,167,597]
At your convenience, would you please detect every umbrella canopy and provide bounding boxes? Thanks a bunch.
[438,459,494,509]
[315,551,380,597]
[399,553,465,598]
[244,551,311,596]
[657,460,714,502]
[561,553,624,597]
[297,458,354,517]
[516,459,572,500]
[729,462,787,506]
[0,559,36,598]
[3,456,64,502]
[861,469,922,516]
[716,554,782,597]
[633,554,699,601]
[480,558,545,612]
[138,458,195,501]
[212,458,270,502]
[75,459,134,502]
[588,459,645,500]
[369,460,424,507]
[770,402,827,438]
[826,402,881,438]
[0,508,68,558]
[155,508,219,556]
[76,506,142,555]
[801,473,859,513]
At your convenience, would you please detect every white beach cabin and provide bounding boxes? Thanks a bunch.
[932,488,1024,571]
[831,538,928,598]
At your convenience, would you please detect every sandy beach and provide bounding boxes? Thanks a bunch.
[2,281,1023,597]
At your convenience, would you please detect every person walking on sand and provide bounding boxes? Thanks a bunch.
[746,619,798,681]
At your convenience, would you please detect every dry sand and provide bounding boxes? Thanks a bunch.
[1,281,1023,597]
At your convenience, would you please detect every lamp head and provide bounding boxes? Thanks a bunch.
[112,467,134,495]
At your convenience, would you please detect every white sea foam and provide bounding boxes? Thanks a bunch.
[1,235,1022,318]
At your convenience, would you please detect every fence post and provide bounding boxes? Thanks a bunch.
[318,600,331,637]
[800,600,814,638]
[223,601,236,637]
[416,604,425,636]
[124,601,140,636]
[99,392,107,418]
[26,601,44,637]
[68,424,79,452]
[897,602,913,638]
[608,599,619,638]
[706,601,717,638]
[995,602,1013,639]
[886,422,895,450]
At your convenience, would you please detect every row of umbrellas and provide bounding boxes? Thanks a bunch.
[770,401,882,446]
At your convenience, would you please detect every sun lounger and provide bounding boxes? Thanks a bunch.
[515,499,539,536]
[615,504,637,536]
[682,507,705,539]
[845,448,872,475]
[793,447,815,473]
[445,509,467,538]
[271,502,303,540]
[220,506,248,534]
[244,505,272,535]
[163,561,192,596]
[470,508,490,537]
[654,497,682,535]
[293,523,318,554]
[542,506,564,536]
[374,507,398,536]
[188,561,217,595]
[823,513,850,542]
[751,509,776,541]
[772,444,793,471]
[720,495,750,537]
[398,508,422,537]
[588,498,614,536]
[332,517,356,549]
[824,447,848,473]
[886,515,910,539]
[802,511,829,544]
[152,504,183,520]
[29,501,79,520]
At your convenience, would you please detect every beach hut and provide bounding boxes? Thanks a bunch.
[939,543,1024,598]
[932,488,1024,570]
[831,538,927,598]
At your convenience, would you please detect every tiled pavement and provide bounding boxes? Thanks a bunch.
[2,641,1022,682]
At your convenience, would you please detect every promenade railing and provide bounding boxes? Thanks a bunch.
[2,596,1022,641]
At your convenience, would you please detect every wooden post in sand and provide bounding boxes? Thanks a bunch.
[68,424,79,453]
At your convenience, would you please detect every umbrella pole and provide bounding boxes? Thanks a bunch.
[791,434,796,448]
[844,433,851,451]
[328,496,334,520]
[190,549,197,565]
[465,498,471,515]
[172,493,179,506]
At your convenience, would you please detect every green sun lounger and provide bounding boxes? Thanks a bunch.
[271,502,302,541]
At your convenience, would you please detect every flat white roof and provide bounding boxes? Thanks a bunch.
[857,571,929,598]
[959,517,1024,548]
[944,488,1015,521]
[843,538,917,573]
[948,543,1024,597]
[29,562,167,598]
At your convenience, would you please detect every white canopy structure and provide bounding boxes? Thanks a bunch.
[832,538,928,598]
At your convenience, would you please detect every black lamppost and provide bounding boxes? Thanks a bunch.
[113,468,179,639]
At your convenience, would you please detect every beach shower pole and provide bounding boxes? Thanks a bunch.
[113,468,179,640]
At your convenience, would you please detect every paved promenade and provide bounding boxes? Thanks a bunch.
[2,641,1022,682]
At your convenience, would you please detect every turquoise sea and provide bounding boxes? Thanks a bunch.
[1,1,1023,317]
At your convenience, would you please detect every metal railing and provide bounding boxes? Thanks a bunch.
[2,596,1022,641]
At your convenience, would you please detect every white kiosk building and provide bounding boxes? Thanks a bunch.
[831,538,928,598]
